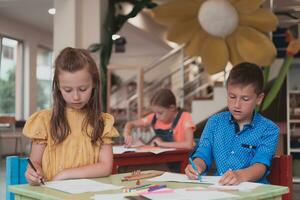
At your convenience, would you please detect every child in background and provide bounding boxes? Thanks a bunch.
[123,88,195,149]
[185,62,279,185]
[24,47,119,185]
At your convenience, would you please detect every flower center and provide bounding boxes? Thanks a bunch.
[198,0,238,38]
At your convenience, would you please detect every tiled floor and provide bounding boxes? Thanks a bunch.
[1,158,300,200]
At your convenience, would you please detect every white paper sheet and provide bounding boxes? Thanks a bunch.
[44,179,122,194]
[135,148,176,154]
[113,145,136,154]
[142,188,238,200]
[113,145,176,154]
[92,193,127,200]
[209,182,263,191]
[148,172,221,184]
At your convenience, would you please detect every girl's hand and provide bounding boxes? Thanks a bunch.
[25,162,44,185]
[185,164,203,180]
[124,135,133,147]
[150,137,162,147]
[219,170,243,185]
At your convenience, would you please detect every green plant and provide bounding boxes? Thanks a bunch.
[259,29,300,112]
[88,0,156,111]
[0,69,15,114]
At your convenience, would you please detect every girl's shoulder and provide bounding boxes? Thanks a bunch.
[101,113,119,138]
[181,111,192,117]
[101,112,115,124]
[26,108,52,123]
[23,109,52,139]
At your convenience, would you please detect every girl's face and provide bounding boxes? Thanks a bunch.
[150,105,176,124]
[59,67,93,110]
[227,83,264,124]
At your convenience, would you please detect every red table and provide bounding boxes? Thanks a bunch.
[113,149,190,174]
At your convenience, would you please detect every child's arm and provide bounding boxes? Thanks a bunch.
[219,163,266,185]
[52,144,114,180]
[25,143,46,185]
[185,157,207,180]
[150,128,194,149]
[123,120,146,146]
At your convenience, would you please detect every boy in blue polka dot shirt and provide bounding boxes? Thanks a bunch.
[185,62,279,185]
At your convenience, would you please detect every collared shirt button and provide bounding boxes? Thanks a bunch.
[231,151,234,154]
[235,135,239,137]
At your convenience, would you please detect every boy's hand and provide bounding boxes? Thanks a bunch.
[185,163,203,180]
[219,170,243,185]
[25,162,44,185]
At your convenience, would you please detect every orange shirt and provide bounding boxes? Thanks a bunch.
[139,111,195,142]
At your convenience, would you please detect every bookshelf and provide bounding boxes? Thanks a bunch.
[287,64,300,183]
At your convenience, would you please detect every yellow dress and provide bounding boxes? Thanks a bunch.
[23,108,119,180]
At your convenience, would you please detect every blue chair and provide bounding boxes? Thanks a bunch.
[6,156,28,200]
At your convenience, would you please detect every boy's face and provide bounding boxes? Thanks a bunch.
[227,83,264,124]
[150,105,176,124]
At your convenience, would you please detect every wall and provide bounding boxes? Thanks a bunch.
[110,21,172,81]
[0,14,53,120]
[0,15,52,155]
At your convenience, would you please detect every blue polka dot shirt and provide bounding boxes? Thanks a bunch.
[192,111,279,183]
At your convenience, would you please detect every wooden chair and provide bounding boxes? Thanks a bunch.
[6,156,28,200]
[268,155,293,200]
[0,116,22,158]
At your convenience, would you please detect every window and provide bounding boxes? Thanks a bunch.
[2,46,14,59]
[0,37,20,115]
[36,46,53,110]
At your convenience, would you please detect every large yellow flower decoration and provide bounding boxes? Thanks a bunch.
[152,0,278,74]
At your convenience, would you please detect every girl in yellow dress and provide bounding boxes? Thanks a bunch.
[24,47,119,185]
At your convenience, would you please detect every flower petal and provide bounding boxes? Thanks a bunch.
[152,0,200,26]
[193,0,205,4]
[226,33,245,66]
[239,9,278,33]
[229,0,240,4]
[201,36,229,74]
[233,0,265,14]
[167,18,200,44]
[185,28,208,56]
[235,26,277,66]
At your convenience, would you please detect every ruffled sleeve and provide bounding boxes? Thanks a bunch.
[23,109,51,144]
[101,113,119,144]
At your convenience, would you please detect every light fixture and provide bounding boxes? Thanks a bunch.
[48,8,56,15]
[114,36,127,53]
[112,34,121,40]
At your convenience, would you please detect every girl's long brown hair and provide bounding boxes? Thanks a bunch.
[50,47,104,145]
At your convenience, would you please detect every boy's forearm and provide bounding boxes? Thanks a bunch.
[236,163,266,182]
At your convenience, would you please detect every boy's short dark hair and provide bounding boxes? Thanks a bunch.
[226,62,264,95]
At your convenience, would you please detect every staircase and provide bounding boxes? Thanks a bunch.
[108,44,230,133]
[107,12,230,133]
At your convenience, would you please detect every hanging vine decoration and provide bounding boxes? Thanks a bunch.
[88,0,157,111]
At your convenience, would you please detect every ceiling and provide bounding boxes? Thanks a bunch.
[0,0,299,33]
[0,0,54,33]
